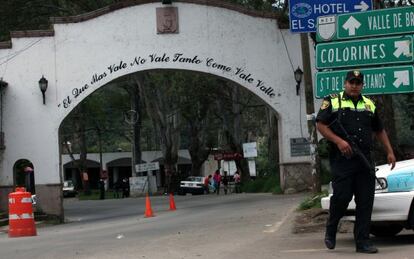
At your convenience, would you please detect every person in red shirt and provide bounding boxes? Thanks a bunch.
[213,170,222,195]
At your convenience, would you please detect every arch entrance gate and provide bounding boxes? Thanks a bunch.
[0,1,311,217]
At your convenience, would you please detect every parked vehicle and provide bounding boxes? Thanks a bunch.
[321,159,414,237]
[179,176,205,195]
[63,180,77,197]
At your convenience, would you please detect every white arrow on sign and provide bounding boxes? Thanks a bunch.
[393,70,410,88]
[393,40,411,58]
[342,16,361,36]
[354,1,370,12]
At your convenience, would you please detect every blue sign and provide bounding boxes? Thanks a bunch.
[289,0,373,33]
[387,167,414,192]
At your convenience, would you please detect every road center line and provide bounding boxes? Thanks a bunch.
[280,248,327,253]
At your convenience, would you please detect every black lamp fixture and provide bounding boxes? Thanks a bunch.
[38,76,48,105]
[162,0,172,4]
[294,67,304,96]
[0,78,8,89]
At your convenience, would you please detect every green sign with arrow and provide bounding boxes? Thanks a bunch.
[317,6,414,41]
[315,65,414,98]
[316,35,413,69]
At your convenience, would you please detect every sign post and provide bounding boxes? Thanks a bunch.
[135,162,160,194]
[135,162,160,173]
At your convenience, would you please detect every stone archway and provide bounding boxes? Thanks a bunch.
[0,1,311,217]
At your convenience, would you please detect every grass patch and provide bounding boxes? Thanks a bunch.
[77,190,118,200]
[242,176,282,194]
[298,191,329,211]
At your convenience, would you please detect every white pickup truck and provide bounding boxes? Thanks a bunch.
[321,159,414,237]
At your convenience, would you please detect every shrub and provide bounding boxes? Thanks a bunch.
[242,176,282,194]
[298,191,329,211]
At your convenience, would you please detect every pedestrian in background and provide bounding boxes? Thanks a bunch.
[204,175,212,194]
[114,179,121,198]
[213,170,221,195]
[122,177,129,198]
[99,178,105,200]
[316,70,396,254]
[233,170,241,193]
[222,171,229,195]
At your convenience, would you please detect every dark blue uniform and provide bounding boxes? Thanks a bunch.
[316,91,383,247]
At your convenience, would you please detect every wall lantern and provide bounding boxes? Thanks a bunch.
[162,0,172,4]
[38,76,48,105]
[0,79,8,89]
[294,67,303,96]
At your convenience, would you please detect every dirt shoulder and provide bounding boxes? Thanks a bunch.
[293,208,353,234]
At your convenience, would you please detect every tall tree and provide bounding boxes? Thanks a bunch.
[173,72,220,176]
[133,72,180,175]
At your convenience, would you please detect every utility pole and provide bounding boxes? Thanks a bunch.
[300,33,321,193]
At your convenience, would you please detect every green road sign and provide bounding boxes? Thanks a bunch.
[315,66,414,98]
[317,6,414,42]
[338,6,414,40]
[316,35,413,69]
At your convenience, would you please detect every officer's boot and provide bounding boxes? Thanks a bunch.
[324,225,337,249]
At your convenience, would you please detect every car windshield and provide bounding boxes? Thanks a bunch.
[186,176,203,182]
[64,181,74,187]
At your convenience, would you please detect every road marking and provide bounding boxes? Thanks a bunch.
[263,206,295,233]
[280,248,327,253]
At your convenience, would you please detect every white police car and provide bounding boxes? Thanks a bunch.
[321,159,414,237]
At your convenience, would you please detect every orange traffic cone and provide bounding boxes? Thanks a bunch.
[144,194,154,218]
[169,193,176,211]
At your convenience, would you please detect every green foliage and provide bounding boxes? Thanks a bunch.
[256,138,279,177]
[320,161,332,185]
[393,94,414,148]
[298,191,329,211]
[242,176,282,194]
[77,190,117,200]
[317,139,332,185]
[0,0,116,41]
[317,139,330,158]
[60,82,133,153]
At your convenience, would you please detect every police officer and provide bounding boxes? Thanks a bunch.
[316,70,396,253]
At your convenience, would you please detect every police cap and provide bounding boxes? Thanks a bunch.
[345,70,364,83]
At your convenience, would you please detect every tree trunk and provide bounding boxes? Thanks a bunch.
[75,104,90,195]
[267,108,279,165]
[188,122,210,176]
[133,73,180,183]
[130,84,142,176]
[231,85,250,181]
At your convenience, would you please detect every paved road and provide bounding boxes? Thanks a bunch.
[0,193,414,258]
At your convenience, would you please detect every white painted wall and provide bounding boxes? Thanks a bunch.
[61,150,192,169]
[0,2,310,186]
